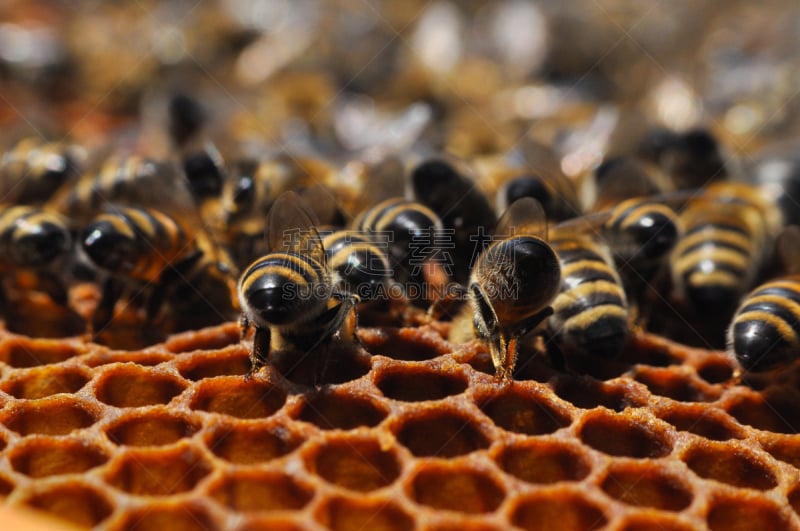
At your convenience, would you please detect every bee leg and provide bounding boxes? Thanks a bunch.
[515,306,555,337]
[239,314,251,340]
[247,325,270,379]
[310,296,360,386]
[91,277,123,338]
[36,272,69,308]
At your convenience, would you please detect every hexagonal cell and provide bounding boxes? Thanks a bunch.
[1,397,97,436]
[2,366,90,399]
[634,368,718,402]
[696,359,735,384]
[9,438,108,478]
[114,502,219,531]
[206,422,300,464]
[395,410,490,458]
[94,366,187,408]
[376,366,467,402]
[762,437,800,470]
[495,440,591,485]
[617,515,696,531]
[0,339,81,368]
[20,483,113,527]
[707,496,791,530]
[295,390,387,430]
[726,392,800,434]
[315,496,415,531]
[410,464,505,514]
[105,410,200,447]
[509,490,607,531]
[207,470,314,512]
[305,436,400,492]
[176,350,250,380]
[553,377,643,411]
[578,411,672,458]
[476,387,571,436]
[683,443,777,490]
[266,343,372,387]
[361,327,449,361]
[658,407,743,441]
[166,324,241,353]
[599,463,693,511]
[0,473,14,496]
[105,444,212,496]
[188,376,286,419]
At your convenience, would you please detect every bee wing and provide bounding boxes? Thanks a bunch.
[267,191,325,263]
[593,157,672,209]
[296,183,342,228]
[777,225,800,275]
[494,197,548,240]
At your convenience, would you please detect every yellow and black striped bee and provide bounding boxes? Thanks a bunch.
[80,203,237,338]
[464,198,562,379]
[0,137,85,204]
[0,205,74,309]
[591,155,673,211]
[321,230,392,304]
[353,196,445,305]
[636,126,728,190]
[727,226,800,373]
[238,191,360,382]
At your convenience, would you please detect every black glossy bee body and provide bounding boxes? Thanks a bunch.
[238,192,359,382]
[1,138,84,204]
[322,230,391,303]
[354,197,445,304]
[465,198,561,379]
[547,230,630,360]
[637,127,728,189]
[0,204,73,308]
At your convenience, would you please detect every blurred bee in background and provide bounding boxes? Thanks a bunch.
[591,155,673,211]
[409,156,497,285]
[459,197,561,379]
[741,139,800,226]
[728,226,800,374]
[0,137,86,204]
[238,191,360,383]
[637,126,728,190]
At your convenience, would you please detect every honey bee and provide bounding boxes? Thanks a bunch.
[727,226,800,373]
[0,205,74,308]
[0,137,85,204]
[353,197,445,305]
[238,192,360,382]
[592,155,673,211]
[637,127,728,190]
[465,198,562,379]
[321,230,392,304]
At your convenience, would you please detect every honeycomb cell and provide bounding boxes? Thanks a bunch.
[2,366,89,398]
[206,422,300,464]
[306,436,400,491]
[706,496,791,530]
[396,410,490,458]
[658,405,743,441]
[295,390,387,430]
[207,470,314,512]
[762,437,800,470]
[1,339,81,368]
[176,350,250,380]
[578,411,672,458]
[553,377,643,411]
[617,515,696,531]
[495,440,591,484]
[0,473,14,495]
[315,496,415,531]
[113,502,219,531]
[477,387,571,435]
[1,397,97,436]
[105,411,200,447]
[634,368,718,402]
[94,366,186,408]
[509,490,607,531]
[105,444,212,496]
[20,483,113,527]
[362,327,449,361]
[683,443,777,490]
[189,376,286,419]
[235,517,307,531]
[726,392,800,434]
[165,324,240,353]
[599,463,693,511]
[9,438,108,478]
[696,359,735,384]
[376,366,467,402]
[409,464,505,514]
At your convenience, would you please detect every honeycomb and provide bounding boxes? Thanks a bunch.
[0,312,799,531]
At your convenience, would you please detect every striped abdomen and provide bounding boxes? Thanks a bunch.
[238,251,332,330]
[548,235,629,358]
[0,205,72,270]
[604,198,680,266]
[728,277,800,372]
[1,138,82,204]
[322,231,390,301]
[81,206,192,281]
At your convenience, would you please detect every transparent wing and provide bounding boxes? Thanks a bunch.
[267,191,324,264]
[494,197,548,240]
[296,183,342,228]
[777,225,800,275]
